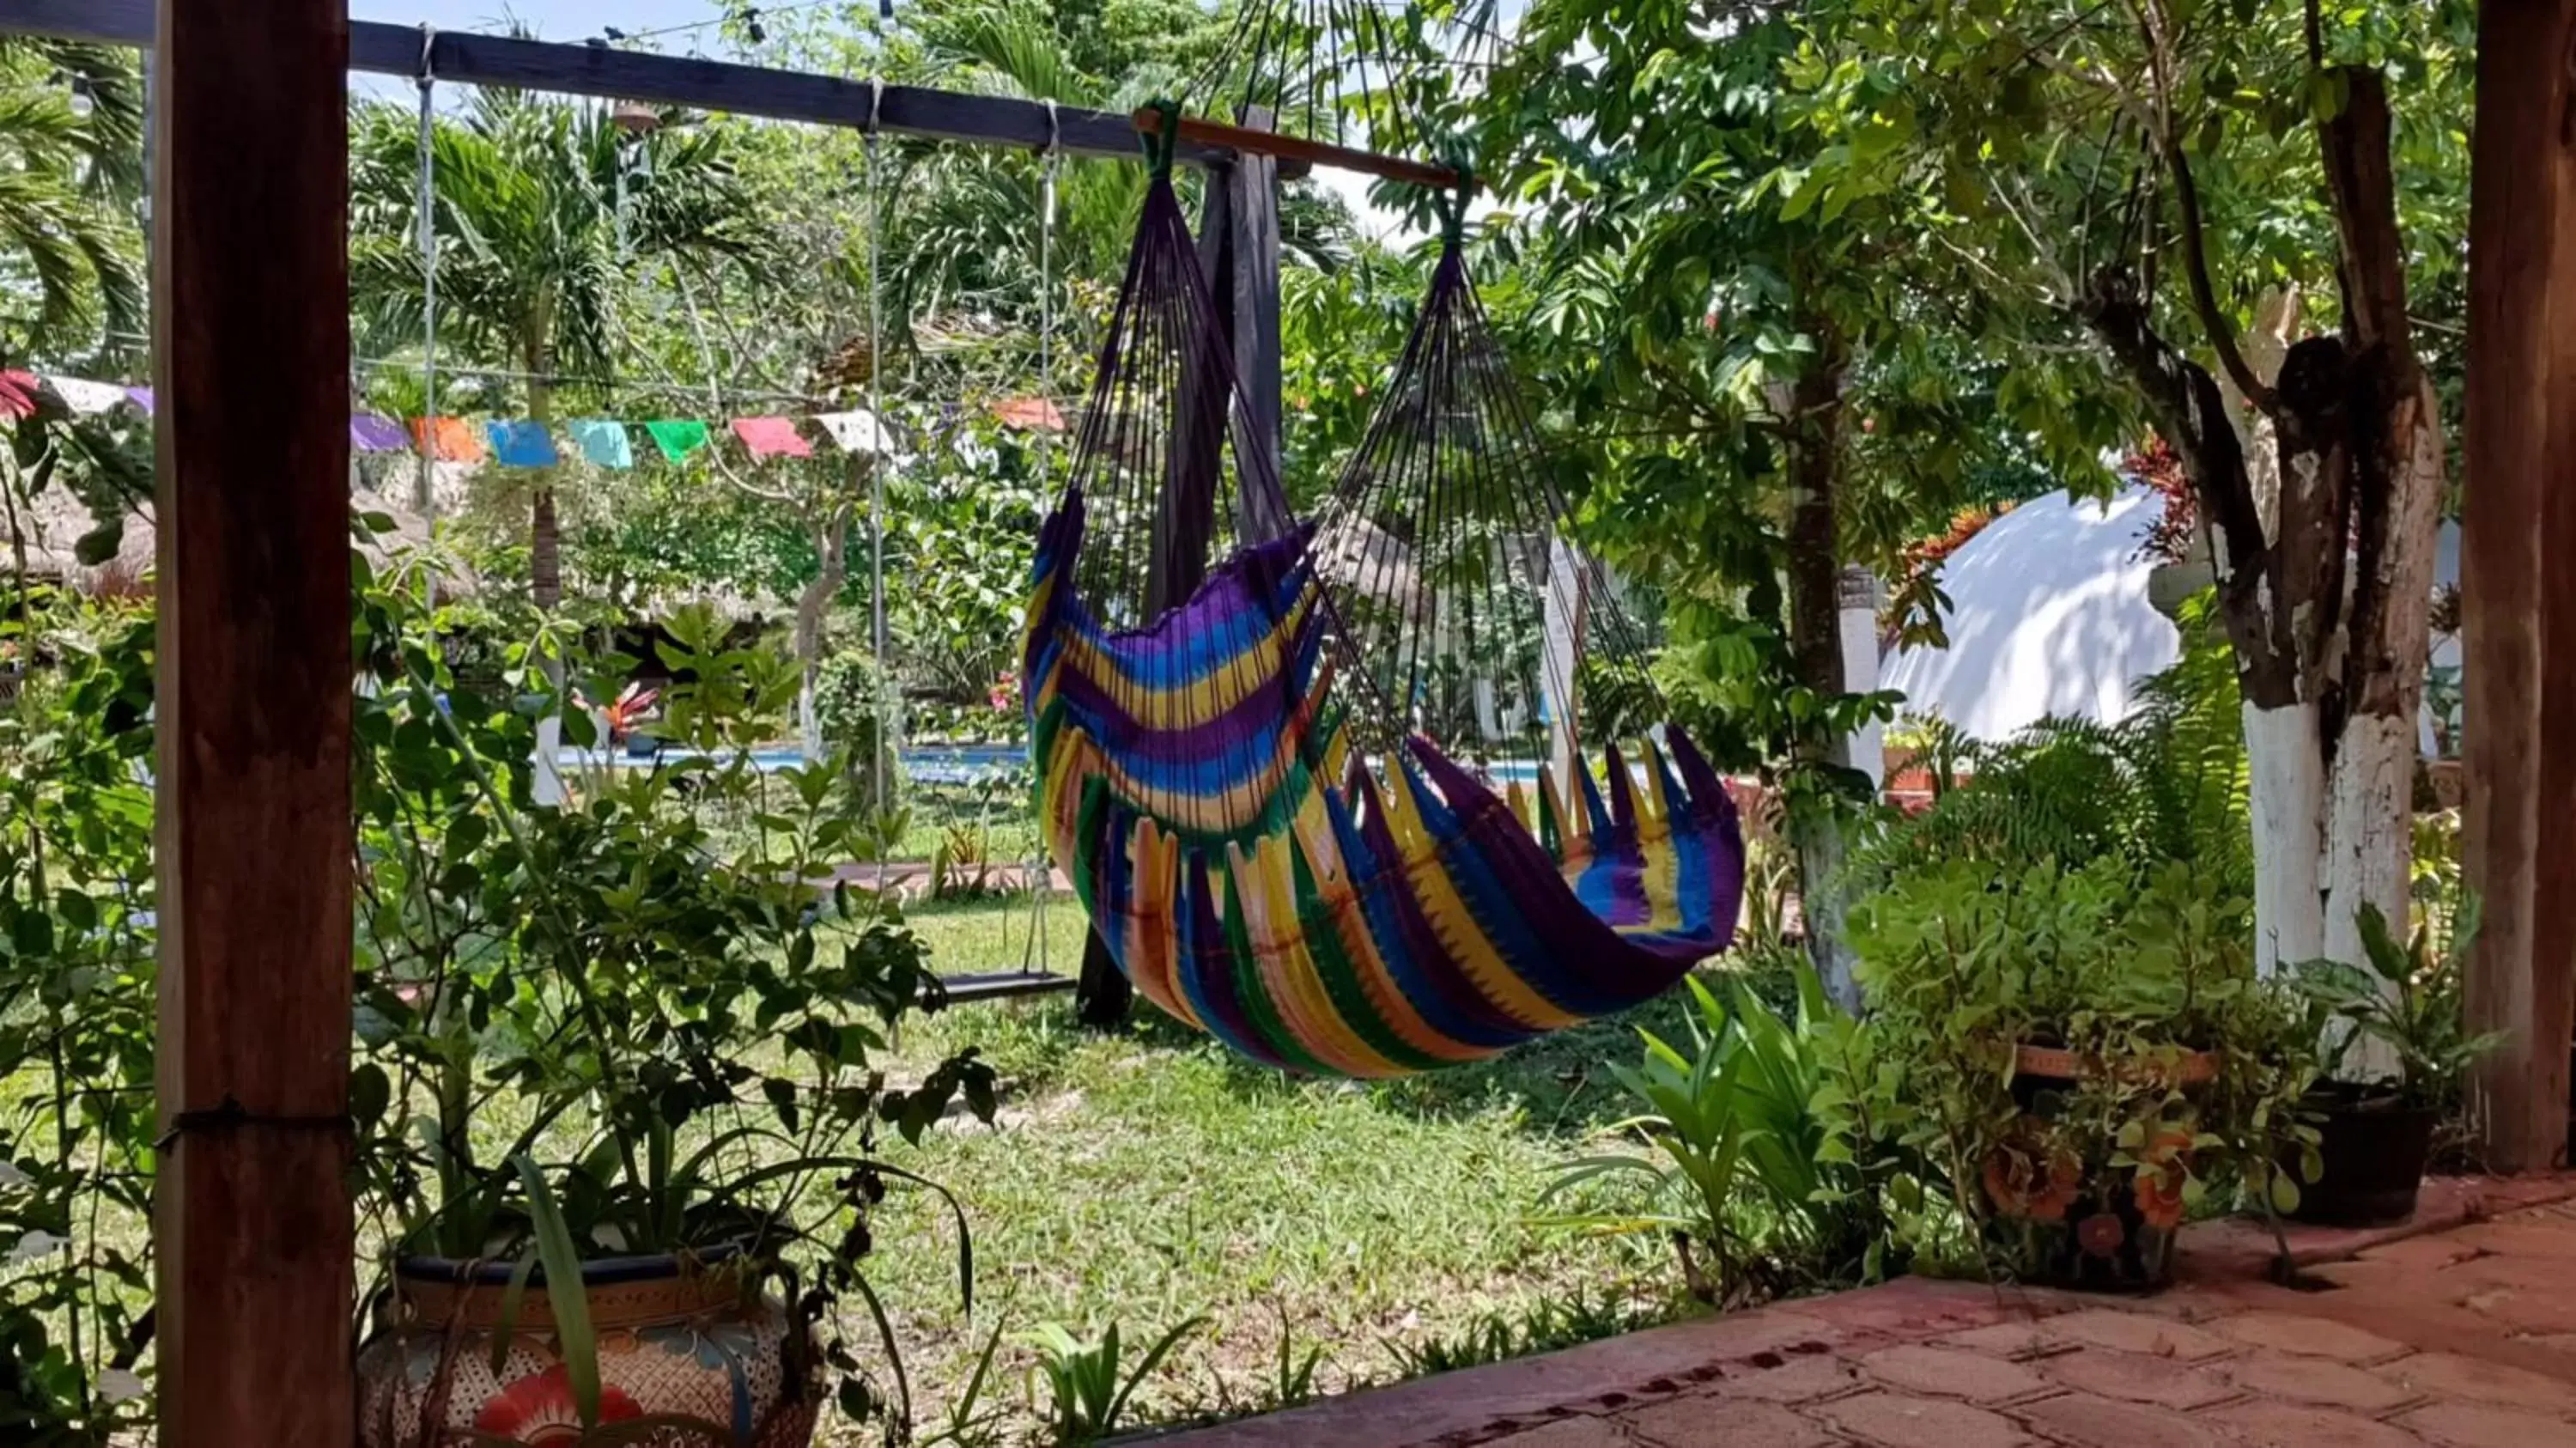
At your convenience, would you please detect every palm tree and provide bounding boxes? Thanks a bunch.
[0,40,143,365]
[349,87,764,607]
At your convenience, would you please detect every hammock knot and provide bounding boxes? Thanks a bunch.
[1437,153,1476,248]
[1141,97,1184,179]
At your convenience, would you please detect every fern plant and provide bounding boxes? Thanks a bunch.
[1859,593,2251,898]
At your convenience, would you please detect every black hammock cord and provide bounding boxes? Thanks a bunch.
[1057,157,1666,835]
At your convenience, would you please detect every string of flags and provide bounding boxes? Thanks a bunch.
[10,371,1070,466]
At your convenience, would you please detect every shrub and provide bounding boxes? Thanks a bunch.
[813,644,905,813]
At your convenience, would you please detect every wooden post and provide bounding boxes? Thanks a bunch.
[1078,123,1291,1027]
[152,2,356,1443]
[2463,0,2576,1172]
[1228,106,1289,541]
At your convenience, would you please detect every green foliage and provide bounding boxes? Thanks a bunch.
[1859,596,2252,901]
[0,592,155,1445]
[1379,1288,1670,1378]
[2,543,1004,1435]
[812,644,905,812]
[0,40,143,362]
[1025,1315,1208,1447]
[1852,857,2319,1278]
[1544,967,1919,1302]
[348,87,766,401]
[2293,897,2499,1109]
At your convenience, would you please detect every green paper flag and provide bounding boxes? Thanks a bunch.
[645,419,710,463]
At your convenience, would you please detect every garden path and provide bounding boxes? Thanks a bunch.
[1143,1177,2576,1448]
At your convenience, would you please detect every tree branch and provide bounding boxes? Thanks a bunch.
[2154,104,2276,416]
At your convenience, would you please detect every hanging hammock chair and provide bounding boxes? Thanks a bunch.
[1020,160,1746,1076]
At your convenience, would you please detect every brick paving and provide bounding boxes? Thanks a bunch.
[1146,1177,2576,1448]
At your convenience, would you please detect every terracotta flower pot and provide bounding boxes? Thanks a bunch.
[356,1249,820,1448]
[2012,1042,2219,1088]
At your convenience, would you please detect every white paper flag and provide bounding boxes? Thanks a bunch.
[816,409,900,457]
[45,376,131,416]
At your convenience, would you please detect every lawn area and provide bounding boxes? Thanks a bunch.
[849,891,1716,1443]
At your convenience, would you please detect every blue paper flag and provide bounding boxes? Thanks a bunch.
[568,418,633,470]
[486,419,559,469]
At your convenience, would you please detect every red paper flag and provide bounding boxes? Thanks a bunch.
[730,416,813,459]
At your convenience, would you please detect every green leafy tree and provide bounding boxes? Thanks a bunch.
[1820,0,2468,977]
[0,40,142,367]
[349,87,767,608]
[1445,2,2116,998]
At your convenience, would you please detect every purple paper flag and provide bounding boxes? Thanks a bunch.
[350,413,408,453]
[125,386,154,415]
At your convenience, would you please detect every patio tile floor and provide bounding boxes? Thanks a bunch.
[1144,1177,2576,1447]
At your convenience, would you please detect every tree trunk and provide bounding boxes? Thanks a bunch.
[2316,68,2445,982]
[797,488,856,764]
[1782,325,1859,1008]
[2076,68,2445,985]
[525,327,568,806]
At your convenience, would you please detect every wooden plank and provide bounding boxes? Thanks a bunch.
[1136,106,1461,190]
[940,971,1077,1005]
[6,0,1225,167]
[1230,105,1291,542]
[2462,0,2576,1172]
[151,0,357,1443]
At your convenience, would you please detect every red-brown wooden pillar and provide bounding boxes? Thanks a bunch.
[151,1,355,1442]
[2463,0,2576,1172]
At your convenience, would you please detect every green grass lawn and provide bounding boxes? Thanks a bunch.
[847,891,1718,1445]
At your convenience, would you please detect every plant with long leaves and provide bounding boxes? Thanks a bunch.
[0,40,142,363]
[2294,897,2499,1110]
[1024,1316,1208,1447]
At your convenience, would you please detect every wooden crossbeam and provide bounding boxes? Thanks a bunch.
[0,0,1301,174]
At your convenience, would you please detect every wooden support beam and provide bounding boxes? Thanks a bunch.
[151,1,356,1442]
[1228,105,1291,543]
[2462,0,2576,1172]
[6,0,1231,169]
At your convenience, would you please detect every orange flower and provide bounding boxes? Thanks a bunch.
[1982,1116,2082,1223]
[2131,1124,2196,1231]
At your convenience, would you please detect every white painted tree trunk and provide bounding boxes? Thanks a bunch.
[2244,701,2326,975]
[1541,537,1588,794]
[1838,567,1884,788]
[2323,711,2415,963]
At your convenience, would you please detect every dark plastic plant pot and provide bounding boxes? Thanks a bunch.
[2289,1083,2439,1227]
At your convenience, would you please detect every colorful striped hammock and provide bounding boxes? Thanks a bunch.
[1020,169,1746,1075]
[1023,499,1747,1075]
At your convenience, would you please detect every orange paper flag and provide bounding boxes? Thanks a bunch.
[410,416,485,462]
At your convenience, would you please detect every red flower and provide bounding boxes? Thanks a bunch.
[2077,1213,2127,1258]
[0,371,39,423]
[473,1364,642,1444]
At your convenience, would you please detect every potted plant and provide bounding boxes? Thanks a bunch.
[1855,857,2317,1292]
[2287,897,2498,1226]
[343,593,992,1447]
